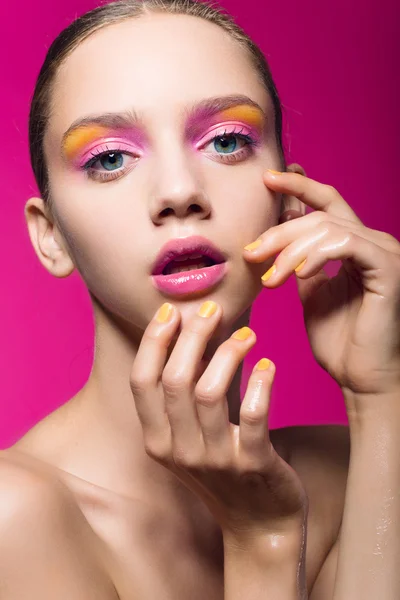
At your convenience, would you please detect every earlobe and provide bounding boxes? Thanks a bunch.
[279,163,308,221]
[286,162,307,177]
[24,196,75,278]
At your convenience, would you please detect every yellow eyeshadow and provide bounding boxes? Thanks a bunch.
[219,105,264,128]
[63,125,110,160]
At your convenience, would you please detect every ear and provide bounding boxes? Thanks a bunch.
[24,197,75,278]
[279,162,308,223]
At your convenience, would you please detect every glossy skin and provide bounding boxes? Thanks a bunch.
[13,11,352,599]
[3,425,349,599]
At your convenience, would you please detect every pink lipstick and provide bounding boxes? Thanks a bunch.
[151,235,228,297]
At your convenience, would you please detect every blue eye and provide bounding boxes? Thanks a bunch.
[213,135,238,154]
[99,152,124,171]
[203,131,258,164]
[82,146,136,182]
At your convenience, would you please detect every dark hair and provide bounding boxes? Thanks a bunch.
[29,0,286,218]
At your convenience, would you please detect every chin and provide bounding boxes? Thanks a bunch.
[176,293,252,336]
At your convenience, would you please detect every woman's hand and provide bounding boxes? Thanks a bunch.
[130,301,308,542]
[244,168,400,413]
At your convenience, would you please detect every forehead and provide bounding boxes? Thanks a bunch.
[48,14,270,140]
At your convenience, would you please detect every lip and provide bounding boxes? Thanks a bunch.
[152,262,228,297]
[151,235,227,276]
[151,235,228,298]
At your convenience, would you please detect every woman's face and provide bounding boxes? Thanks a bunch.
[42,13,283,335]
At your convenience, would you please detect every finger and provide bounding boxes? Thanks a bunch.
[129,303,181,454]
[263,170,364,225]
[161,300,223,463]
[194,326,257,463]
[260,220,352,287]
[265,223,400,297]
[238,358,276,468]
[243,211,398,265]
[243,211,354,263]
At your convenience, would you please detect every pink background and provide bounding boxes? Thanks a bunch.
[1,0,399,449]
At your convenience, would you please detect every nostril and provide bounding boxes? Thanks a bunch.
[160,207,173,217]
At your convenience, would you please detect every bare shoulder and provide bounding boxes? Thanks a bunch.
[0,450,58,521]
[272,424,350,539]
[0,450,118,599]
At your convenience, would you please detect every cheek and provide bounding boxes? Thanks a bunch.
[221,176,279,231]
[51,190,143,280]
[56,210,149,326]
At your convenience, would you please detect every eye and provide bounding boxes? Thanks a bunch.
[82,146,137,182]
[209,134,245,153]
[97,152,124,171]
[201,128,259,163]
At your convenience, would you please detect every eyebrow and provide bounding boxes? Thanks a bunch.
[61,94,267,148]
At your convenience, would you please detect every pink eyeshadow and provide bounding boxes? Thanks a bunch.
[63,126,147,164]
[186,105,266,142]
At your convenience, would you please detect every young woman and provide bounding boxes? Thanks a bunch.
[1,1,399,598]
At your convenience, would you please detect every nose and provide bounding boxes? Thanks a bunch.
[149,146,211,225]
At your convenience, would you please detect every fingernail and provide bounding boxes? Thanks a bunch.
[156,303,174,323]
[266,169,283,176]
[261,264,277,282]
[254,358,271,371]
[232,326,253,341]
[198,300,218,318]
[244,239,262,251]
[295,258,307,273]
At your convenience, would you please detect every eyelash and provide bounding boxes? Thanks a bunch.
[81,126,260,183]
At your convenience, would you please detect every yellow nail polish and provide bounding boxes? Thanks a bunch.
[261,264,277,282]
[295,258,307,273]
[198,300,218,318]
[232,326,253,341]
[156,303,174,323]
[244,239,262,251]
[266,169,283,175]
[255,358,271,371]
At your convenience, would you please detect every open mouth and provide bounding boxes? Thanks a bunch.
[162,254,218,276]
[152,253,227,296]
